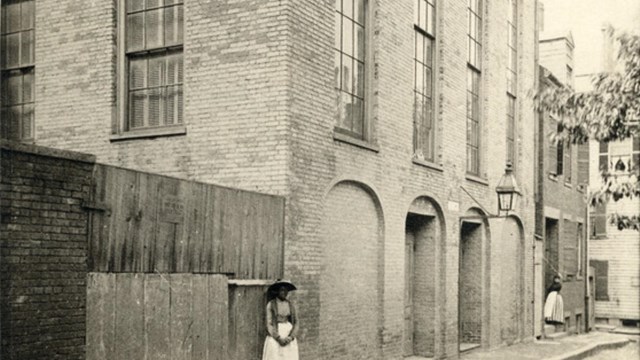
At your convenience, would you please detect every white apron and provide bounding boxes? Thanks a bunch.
[262,322,299,360]
[544,291,564,324]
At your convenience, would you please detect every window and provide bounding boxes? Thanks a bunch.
[413,0,436,162]
[589,260,609,301]
[564,141,572,183]
[633,136,639,172]
[562,220,578,276]
[1,0,35,141]
[506,0,517,96]
[598,141,609,172]
[577,223,583,276]
[556,125,564,176]
[577,143,589,187]
[334,0,367,139]
[506,96,516,167]
[120,0,184,134]
[590,202,607,237]
[506,0,517,168]
[466,0,482,176]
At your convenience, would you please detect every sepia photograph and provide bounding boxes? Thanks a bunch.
[0,0,638,359]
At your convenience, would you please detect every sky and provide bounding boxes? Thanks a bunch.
[541,0,640,76]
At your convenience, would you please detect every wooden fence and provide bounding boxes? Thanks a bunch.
[87,164,285,278]
[87,273,270,360]
[85,165,284,359]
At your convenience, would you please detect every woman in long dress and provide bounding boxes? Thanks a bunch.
[262,280,299,360]
[544,275,564,325]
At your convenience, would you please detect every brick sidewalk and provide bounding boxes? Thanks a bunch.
[460,332,632,360]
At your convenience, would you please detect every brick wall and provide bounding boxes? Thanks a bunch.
[318,182,382,360]
[410,215,436,357]
[537,67,589,334]
[0,141,94,360]
[22,0,540,358]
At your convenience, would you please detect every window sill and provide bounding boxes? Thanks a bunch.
[590,235,608,240]
[564,182,573,189]
[412,158,444,172]
[333,131,379,153]
[110,125,187,141]
[465,174,489,186]
[548,173,558,181]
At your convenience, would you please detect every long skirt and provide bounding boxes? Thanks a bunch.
[262,322,299,360]
[544,291,564,324]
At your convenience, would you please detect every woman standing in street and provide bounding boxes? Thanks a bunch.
[544,275,564,325]
[262,280,299,360]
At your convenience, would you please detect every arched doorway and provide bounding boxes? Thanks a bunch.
[458,209,489,352]
[403,197,444,358]
[319,181,383,360]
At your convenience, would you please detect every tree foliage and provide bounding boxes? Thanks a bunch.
[537,28,640,231]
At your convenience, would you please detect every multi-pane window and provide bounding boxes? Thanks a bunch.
[334,0,367,139]
[506,0,516,168]
[413,0,436,161]
[466,0,482,175]
[1,0,35,141]
[506,0,517,95]
[506,96,516,166]
[598,141,609,172]
[123,0,183,131]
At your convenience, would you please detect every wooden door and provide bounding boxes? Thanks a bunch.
[404,231,415,356]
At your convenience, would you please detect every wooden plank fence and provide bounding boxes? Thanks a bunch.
[87,273,262,360]
[87,164,285,278]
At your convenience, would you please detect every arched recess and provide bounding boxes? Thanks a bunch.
[458,207,491,350]
[499,215,525,344]
[403,196,446,358]
[319,180,384,360]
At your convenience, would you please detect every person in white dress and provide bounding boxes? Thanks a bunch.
[262,280,299,360]
[544,275,564,325]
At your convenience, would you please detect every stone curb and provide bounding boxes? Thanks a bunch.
[547,337,630,360]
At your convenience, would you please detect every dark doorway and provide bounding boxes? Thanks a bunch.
[459,221,483,351]
[404,213,436,358]
[544,218,559,291]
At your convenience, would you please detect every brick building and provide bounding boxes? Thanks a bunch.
[1,0,539,358]
[535,29,589,338]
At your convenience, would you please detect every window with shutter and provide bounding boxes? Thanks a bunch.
[119,0,183,135]
[1,0,35,141]
[590,202,607,238]
[562,220,578,276]
[564,141,572,184]
[577,143,589,187]
[556,142,564,176]
[548,117,558,176]
[598,141,609,172]
[633,136,639,172]
[589,260,609,301]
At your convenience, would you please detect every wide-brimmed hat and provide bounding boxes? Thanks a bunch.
[267,279,297,294]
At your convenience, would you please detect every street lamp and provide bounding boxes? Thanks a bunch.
[460,162,521,219]
[496,162,520,215]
